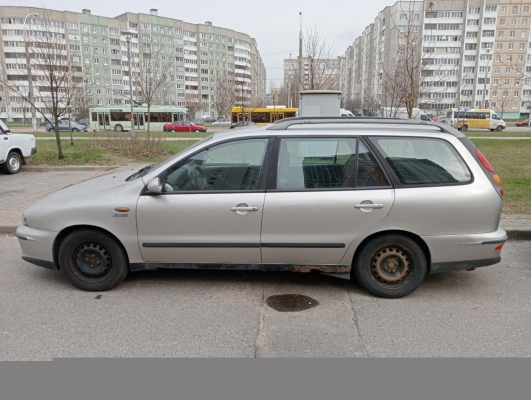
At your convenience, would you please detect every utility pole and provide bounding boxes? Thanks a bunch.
[482,49,491,108]
[298,12,303,93]
[24,13,38,132]
[288,53,292,108]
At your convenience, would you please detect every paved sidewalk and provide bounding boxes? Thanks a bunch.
[1,165,530,239]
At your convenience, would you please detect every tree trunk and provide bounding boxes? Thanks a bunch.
[54,115,64,159]
[147,103,151,137]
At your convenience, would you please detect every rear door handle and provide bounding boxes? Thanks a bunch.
[231,206,258,212]
[355,204,384,209]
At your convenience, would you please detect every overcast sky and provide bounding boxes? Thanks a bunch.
[14,0,394,90]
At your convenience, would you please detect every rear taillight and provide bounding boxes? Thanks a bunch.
[476,149,503,197]
[495,244,504,252]
[476,149,494,172]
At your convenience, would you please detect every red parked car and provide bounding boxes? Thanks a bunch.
[163,120,207,132]
[515,120,531,127]
[431,115,445,122]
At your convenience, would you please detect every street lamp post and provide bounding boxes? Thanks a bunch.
[122,32,135,137]
[24,12,38,132]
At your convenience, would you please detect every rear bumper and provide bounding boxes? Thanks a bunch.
[16,225,58,271]
[31,147,37,155]
[422,227,507,274]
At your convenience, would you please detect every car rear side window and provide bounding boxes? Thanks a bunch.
[369,137,472,185]
[276,138,389,190]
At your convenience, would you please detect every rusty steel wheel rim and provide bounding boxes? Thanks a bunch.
[371,246,412,285]
[72,242,113,283]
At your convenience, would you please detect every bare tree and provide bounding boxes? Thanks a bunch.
[213,71,236,118]
[288,27,344,92]
[185,93,202,120]
[362,89,380,116]
[130,38,175,134]
[0,9,83,159]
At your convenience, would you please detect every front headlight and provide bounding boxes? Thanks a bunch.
[23,215,28,226]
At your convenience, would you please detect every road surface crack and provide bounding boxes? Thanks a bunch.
[348,289,370,358]
[254,283,267,358]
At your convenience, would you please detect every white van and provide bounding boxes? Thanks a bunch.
[379,107,432,121]
[340,109,355,117]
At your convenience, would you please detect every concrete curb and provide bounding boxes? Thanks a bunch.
[1,224,530,240]
[22,165,120,172]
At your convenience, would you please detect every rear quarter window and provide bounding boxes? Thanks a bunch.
[369,137,472,185]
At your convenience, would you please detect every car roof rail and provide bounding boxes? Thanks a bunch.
[265,116,465,137]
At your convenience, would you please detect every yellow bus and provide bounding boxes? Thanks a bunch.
[231,106,297,125]
[446,108,506,132]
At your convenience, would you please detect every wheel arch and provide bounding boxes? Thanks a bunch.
[352,230,432,273]
[53,225,130,270]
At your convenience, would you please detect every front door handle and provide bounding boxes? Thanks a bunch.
[355,203,384,209]
[231,206,258,212]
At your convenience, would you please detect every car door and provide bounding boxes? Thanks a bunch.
[0,131,10,163]
[261,136,395,265]
[137,136,274,264]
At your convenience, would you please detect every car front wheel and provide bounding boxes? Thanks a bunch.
[352,234,428,298]
[496,126,503,131]
[2,152,22,174]
[58,229,129,291]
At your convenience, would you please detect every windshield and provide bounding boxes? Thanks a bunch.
[0,119,11,134]
[128,134,214,180]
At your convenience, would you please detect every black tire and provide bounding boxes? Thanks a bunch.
[461,125,468,132]
[2,152,22,174]
[47,128,53,132]
[58,229,129,291]
[352,234,428,299]
[194,129,200,132]
[496,125,503,132]
[114,124,123,132]
[72,128,79,132]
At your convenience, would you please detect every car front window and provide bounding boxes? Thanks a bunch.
[162,138,269,192]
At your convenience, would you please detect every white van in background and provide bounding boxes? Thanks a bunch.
[379,107,432,121]
[340,108,355,117]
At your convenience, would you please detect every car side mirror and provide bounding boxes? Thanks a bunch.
[147,177,162,194]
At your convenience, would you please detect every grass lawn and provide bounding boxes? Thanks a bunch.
[27,138,198,166]
[466,131,531,137]
[474,139,531,215]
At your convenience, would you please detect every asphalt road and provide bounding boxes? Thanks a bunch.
[1,235,530,359]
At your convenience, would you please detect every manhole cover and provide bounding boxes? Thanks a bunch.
[265,294,319,312]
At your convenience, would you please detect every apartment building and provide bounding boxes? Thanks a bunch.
[344,0,531,118]
[0,6,266,120]
[283,56,345,107]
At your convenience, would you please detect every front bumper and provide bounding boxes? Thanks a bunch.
[15,225,58,271]
[422,227,507,274]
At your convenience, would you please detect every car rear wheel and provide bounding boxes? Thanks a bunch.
[352,234,428,298]
[58,229,129,291]
[170,129,176,132]
[461,125,468,132]
[47,128,53,132]
[2,152,22,174]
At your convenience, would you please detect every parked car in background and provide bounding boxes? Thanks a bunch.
[515,120,531,126]
[230,121,258,129]
[435,117,446,124]
[212,118,231,127]
[77,118,90,127]
[163,120,207,132]
[191,118,204,125]
[204,117,217,123]
[16,118,506,298]
[46,120,88,132]
[0,119,37,174]
[432,116,445,122]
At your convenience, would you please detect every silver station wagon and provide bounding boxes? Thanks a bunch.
[16,118,507,298]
